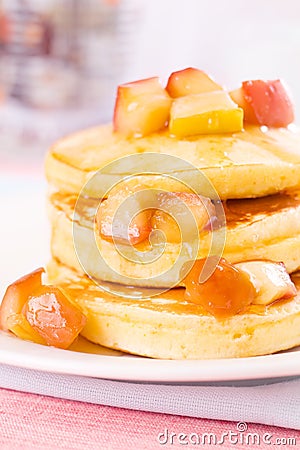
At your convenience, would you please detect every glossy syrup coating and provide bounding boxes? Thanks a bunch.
[184,258,256,318]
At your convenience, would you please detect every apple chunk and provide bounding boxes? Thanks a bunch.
[23,286,87,349]
[0,268,87,349]
[166,67,222,98]
[235,261,297,306]
[151,193,215,243]
[230,80,294,127]
[184,258,255,318]
[0,267,44,332]
[230,87,257,123]
[169,91,243,137]
[6,313,46,345]
[97,186,153,246]
[113,77,172,138]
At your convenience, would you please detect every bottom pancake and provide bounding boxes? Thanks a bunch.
[47,259,300,359]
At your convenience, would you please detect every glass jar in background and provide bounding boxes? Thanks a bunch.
[0,0,141,168]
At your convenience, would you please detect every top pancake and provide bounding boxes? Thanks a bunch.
[45,123,300,199]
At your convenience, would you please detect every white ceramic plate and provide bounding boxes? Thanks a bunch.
[1,176,300,383]
[0,331,299,382]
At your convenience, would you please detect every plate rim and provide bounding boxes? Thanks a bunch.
[0,332,299,382]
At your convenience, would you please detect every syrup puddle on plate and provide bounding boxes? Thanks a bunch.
[68,335,126,356]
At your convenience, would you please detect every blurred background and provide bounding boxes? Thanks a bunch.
[0,0,300,169]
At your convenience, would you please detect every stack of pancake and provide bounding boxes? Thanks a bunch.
[45,124,300,359]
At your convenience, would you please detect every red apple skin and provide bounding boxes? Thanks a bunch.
[113,77,171,138]
[0,268,44,331]
[242,80,294,127]
[229,87,258,124]
[166,68,222,98]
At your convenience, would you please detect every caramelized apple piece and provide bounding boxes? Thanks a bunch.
[151,210,180,243]
[113,77,172,138]
[97,187,153,245]
[0,268,44,332]
[23,286,87,349]
[151,193,215,243]
[169,91,243,137]
[166,68,222,98]
[230,80,294,127]
[184,258,255,318]
[1,268,87,349]
[235,261,297,305]
[6,313,46,345]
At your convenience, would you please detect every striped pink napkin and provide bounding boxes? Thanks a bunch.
[1,388,300,450]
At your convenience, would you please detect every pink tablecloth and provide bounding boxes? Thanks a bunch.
[0,388,299,450]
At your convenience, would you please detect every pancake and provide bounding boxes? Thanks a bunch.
[44,109,300,358]
[48,191,300,287]
[47,259,300,359]
[45,124,300,200]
